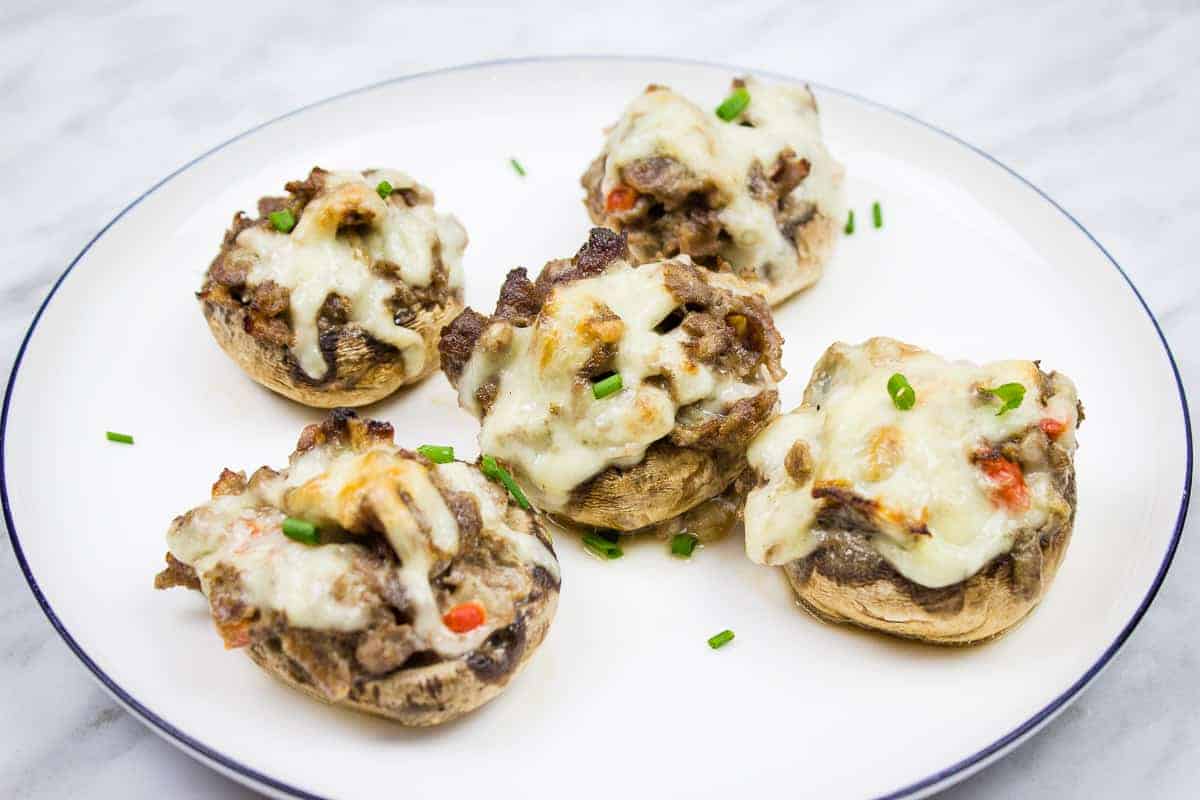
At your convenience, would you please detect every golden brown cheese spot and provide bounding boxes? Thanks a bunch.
[727,313,748,338]
[784,440,813,486]
[871,339,920,365]
[578,309,625,344]
[864,425,904,482]
[479,324,513,354]
[538,329,560,371]
[336,476,367,505]
[212,468,248,498]
[312,181,379,233]
[330,574,356,604]
[880,503,931,539]
[635,394,662,428]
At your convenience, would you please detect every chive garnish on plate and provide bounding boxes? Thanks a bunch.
[268,209,296,233]
[887,373,916,410]
[105,431,134,445]
[510,158,526,177]
[376,180,394,199]
[582,532,623,560]
[671,533,698,558]
[981,382,1026,416]
[708,629,735,649]
[592,373,623,399]
[281,517,319,545]
[844,209,855,235]
[481,455,531,509]
[417,444,454,464]
[873,201,883,228]
[715,87,751,121]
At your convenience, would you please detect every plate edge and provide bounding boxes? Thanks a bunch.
[1,54,1191,800]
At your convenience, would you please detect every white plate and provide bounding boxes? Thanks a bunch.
[3,57,1190,799]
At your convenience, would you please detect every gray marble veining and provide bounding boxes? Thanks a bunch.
[1,1,1196,797]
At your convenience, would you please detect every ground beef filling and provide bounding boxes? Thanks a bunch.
[582,154,725,270]
[582,147,817,281]
[439,228,637,381]
[440,228,783,403]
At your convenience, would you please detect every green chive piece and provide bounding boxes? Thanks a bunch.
[887,373,916,411]
[982,382,1026,416]
[844,209,855,235]
[873,201,883,228]
[510,158,526,177]
[105,431,134,445]
[715,87,751,121]
[582,532,624,560]
[481,455,531,509]
[592,373,623,399]
[268,209,296,233]
[597,529,621,544]
[417,444,454,464]
[281,517,319,545]
[708,629,735,649]
[671,533,699,558]
[376,180,394,199]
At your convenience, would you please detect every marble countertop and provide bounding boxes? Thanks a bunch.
[1,1,1197,797]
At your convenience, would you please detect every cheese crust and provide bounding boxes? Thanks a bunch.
[199,168,467,407]
[155,410,559,725]
[439,228,785,531]
[744,338,1082,644]
[582,77,845,305]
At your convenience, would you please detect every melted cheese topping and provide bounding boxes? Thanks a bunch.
[167,494,383,632]
[600,78,844,298]
[456,258,774,511]
[167,443,557,657]
[237,170,467,379]
[745,340,1079,588]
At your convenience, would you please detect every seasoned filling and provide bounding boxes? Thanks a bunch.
[439,228,784,513]
[156,411,558,699]
[745,338,1081,589]
[200,167,467,380]
[582,78,845,304]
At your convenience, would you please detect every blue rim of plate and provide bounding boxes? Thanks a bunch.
[1,55,1191,799]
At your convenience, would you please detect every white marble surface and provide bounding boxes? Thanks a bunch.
[1,1,1197,797]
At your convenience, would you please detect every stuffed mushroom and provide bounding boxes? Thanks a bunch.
[155,409,559,725]
[439,227,785,534]
[743,338,1082,645]
[199,167,467,407]
[582,77,845,305]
